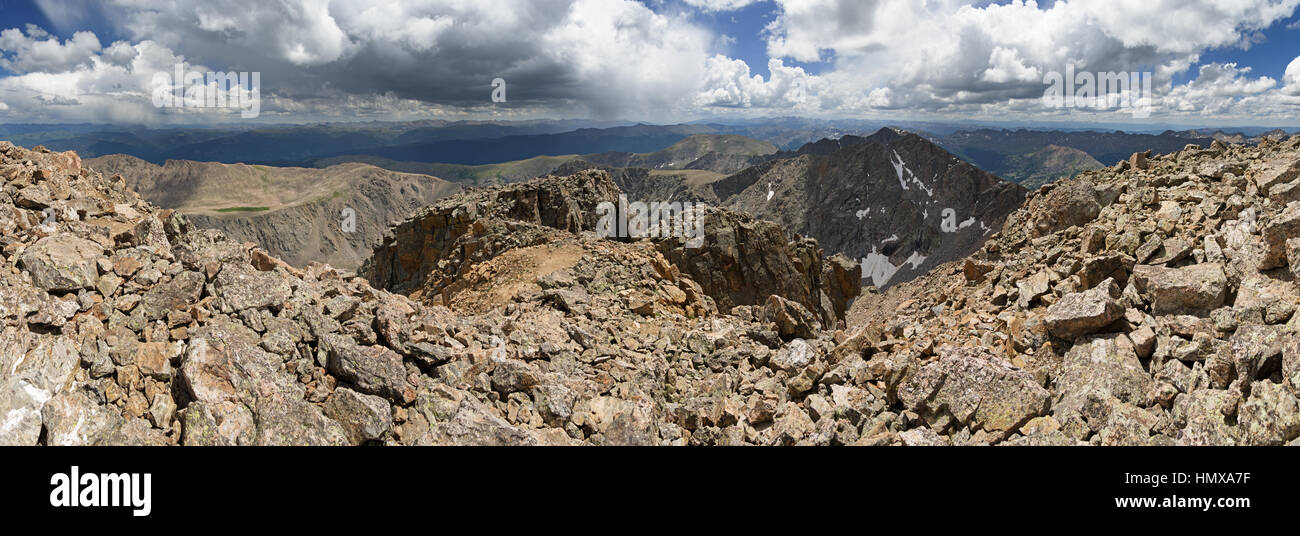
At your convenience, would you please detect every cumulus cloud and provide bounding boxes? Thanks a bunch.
[695,56,824,112]
[2,0,1300,123]
[1284,54,1300,95]
[746,0,1300,120]
[18,0,726,120]
[0,25,101,73]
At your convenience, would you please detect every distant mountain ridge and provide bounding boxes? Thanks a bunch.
[581,134,778,174]
[1000,145,1105,190]
[931,128,1216,183]
[84,154,459,270]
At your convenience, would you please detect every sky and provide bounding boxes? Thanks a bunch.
[1,0,1299,127]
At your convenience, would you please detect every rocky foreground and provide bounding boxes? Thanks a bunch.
[1,135,1298,445]
[850,138,1300,445]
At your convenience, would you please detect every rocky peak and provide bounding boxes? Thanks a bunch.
[715,128,1026,289]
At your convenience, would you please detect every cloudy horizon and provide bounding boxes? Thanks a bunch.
[2,0,1300,127]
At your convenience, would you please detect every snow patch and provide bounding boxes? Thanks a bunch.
[890,150,909,191]
[861,248,928,287]
[890,149,933,196]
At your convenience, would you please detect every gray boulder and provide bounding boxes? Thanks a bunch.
[898,346,1050,436]
[18,235,103,292]
[1044,279,1123,339]
[1132,263,1227,315]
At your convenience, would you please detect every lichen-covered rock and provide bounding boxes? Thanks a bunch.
[1261,202,1300,269]
[1132,263,1227,315]
[1054,333,1151,418]
[898,346,1050,436]
[321,333,415,404]
[1238,381,1300,445]
[0,333,78,445]
[18,235,103,292]
[1172,389,1241,446]
[43,390,166,446]
[324,387,393,445]
[1285,335,1300,398]
[212,262,293,313]
[762,294,820,340]
[181,401,256,446]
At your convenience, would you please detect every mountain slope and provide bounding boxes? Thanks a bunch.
[715,128,1027,288]
[1001,144,1105,190]
[933,128,1217,178]
[85,154,460,270]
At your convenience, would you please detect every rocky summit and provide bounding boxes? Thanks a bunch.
[2,133,1299,447]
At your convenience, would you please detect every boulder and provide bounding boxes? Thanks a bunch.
[181,401,256,446]
[898,346,1050,435]
[321,333,415,404]
[1054,333,1151,417]
[1044,279,1123,339]
[1131,263,1227,315]
[324,387,394,445]
[18,235,103,292]
[1238,381,1300,445]
[1261,202,1300,269]
[0,333,78,445]
[762,294,820,340]
[1172,389,1241,445]
[212,262,293,313]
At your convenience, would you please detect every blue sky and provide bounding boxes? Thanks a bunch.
[1186,14,1300,84]
[2,0,1300,126]
[669,0,835,79]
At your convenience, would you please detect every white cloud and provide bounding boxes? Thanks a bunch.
[0,25,101,73]
[694,56,824,111]
[754,0,1300,120]
[1284,54,1300,95]
[682,0,766,11]
[3,0,1300,123]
